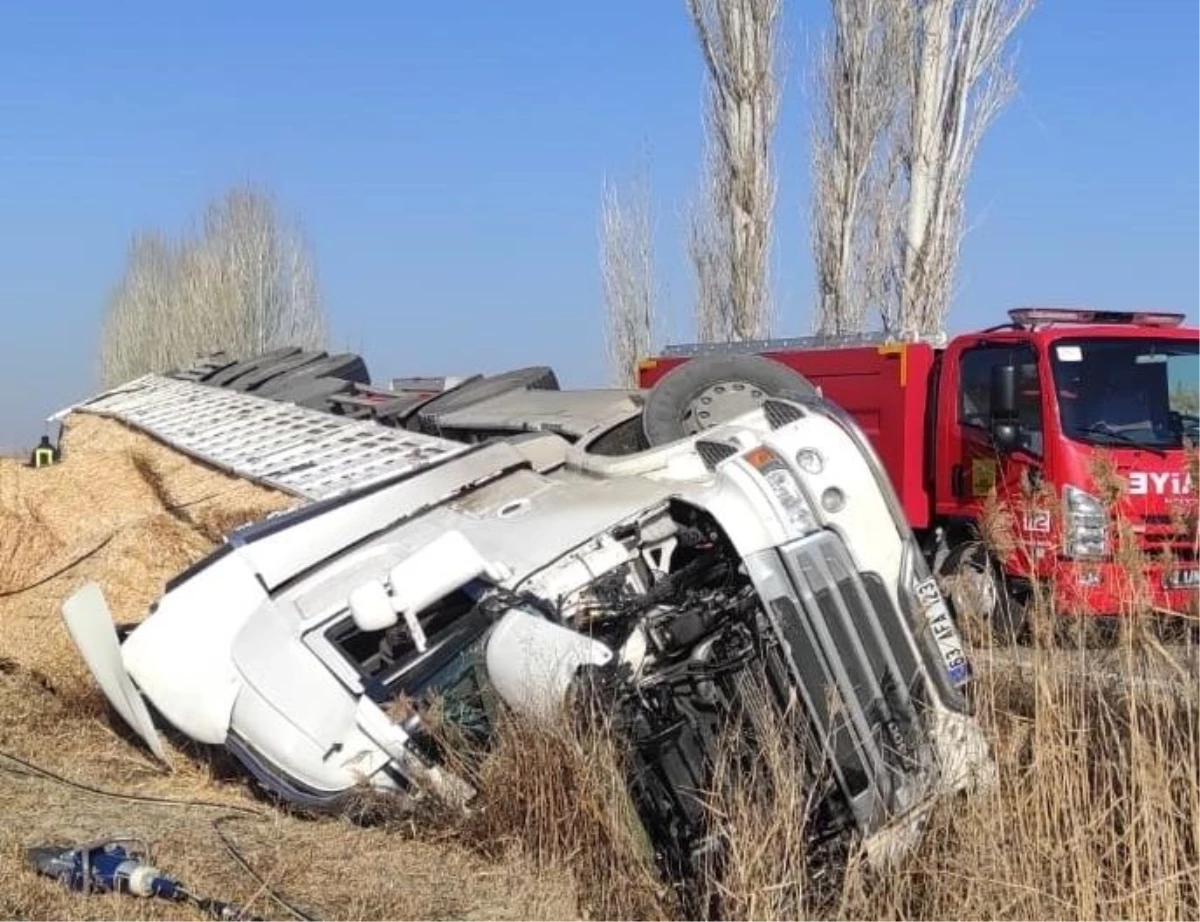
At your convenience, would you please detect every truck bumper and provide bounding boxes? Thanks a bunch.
[1050,558,1199,618]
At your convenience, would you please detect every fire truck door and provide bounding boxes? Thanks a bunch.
[940,343,1048,551]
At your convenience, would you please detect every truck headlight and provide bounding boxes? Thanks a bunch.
[743,446,817,535]
[1063,485,1108,559]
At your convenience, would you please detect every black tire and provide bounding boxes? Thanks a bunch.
[938,543,1027,645]
[641,355,817,446]
[413,366,560,433]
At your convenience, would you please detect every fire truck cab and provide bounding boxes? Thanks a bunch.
[637,308,1200,635]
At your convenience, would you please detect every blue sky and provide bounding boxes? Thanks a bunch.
[1,0,1196,449]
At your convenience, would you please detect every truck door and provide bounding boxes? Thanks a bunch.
[937,342,1048,544]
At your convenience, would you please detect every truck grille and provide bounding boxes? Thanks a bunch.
[768,531,931,831]
[1136,515,1198,562]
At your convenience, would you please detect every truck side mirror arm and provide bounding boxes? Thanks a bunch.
[989,364,1020,453]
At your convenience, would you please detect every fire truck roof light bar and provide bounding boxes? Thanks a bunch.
[1008,307,1186,329]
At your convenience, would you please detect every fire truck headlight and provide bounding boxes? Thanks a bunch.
[1063,485,1108,559]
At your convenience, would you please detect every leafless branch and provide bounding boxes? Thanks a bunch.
[811,0,909,334]
[811,0,1031,337]
[599,169,656,387]
[898,0,1034,336]
[687,0,781,342]
[99,185,327,386]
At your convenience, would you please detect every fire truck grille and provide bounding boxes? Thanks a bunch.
[1136,512,1199,562]
[1142,533,1198,563]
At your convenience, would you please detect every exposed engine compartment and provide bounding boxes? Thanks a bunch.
[554,504,846,891]
[338,501,858,897]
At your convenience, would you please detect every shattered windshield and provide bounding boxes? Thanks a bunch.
[1051,338,1199,450]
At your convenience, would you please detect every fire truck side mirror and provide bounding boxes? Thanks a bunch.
[989,364,1020,453]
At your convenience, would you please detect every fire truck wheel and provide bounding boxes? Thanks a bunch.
[938,543,1028,645]
[641,355,817,446]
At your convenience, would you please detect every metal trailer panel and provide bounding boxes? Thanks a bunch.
[58,375,470,502]
[429,388,644,441]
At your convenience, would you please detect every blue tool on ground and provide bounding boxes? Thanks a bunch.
[26,837,259,920]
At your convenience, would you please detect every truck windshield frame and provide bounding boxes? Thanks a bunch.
[1050,337,1199,451]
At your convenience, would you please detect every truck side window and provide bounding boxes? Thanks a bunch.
[958,349,998,428]
[958,345,1043,456]
[323,586,494,744]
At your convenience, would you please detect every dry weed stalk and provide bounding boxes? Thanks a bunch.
[696,678,821,921]
[444,707,671,921]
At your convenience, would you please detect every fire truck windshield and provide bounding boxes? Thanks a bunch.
[1051,338,1199,450]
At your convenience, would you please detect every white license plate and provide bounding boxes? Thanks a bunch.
[1164,569,1199,589]
[915,577,971,688]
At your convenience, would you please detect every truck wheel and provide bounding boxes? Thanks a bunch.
[641,355,817,446]
[938,543,1027,645]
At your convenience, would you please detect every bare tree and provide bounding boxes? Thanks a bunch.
[897,0,1033,336]
[811,0,908,335]
[687,0,782,342]
[100,186,326,386]
[811,0,1031,337]
[99,232,181,386]
[689,152,729,344]
[599,170,656,386]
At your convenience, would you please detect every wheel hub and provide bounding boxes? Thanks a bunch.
[950,563,999,620]
[682,381,767,434]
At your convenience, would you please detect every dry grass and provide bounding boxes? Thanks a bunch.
[831,641,1199,920]
[432,624,1196,921]
[0,414,1196,920]
[446,711,672,921]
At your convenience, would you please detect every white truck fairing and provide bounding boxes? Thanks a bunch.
[63,388,991,891]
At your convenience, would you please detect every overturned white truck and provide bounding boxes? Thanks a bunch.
[61,354,991,890]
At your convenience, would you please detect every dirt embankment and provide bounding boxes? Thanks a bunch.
[0,414,578,921]
[0,414,293,692]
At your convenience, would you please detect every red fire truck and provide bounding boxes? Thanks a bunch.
[637,308,1199,637]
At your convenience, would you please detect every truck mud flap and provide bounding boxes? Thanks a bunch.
[746,532,931,836]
